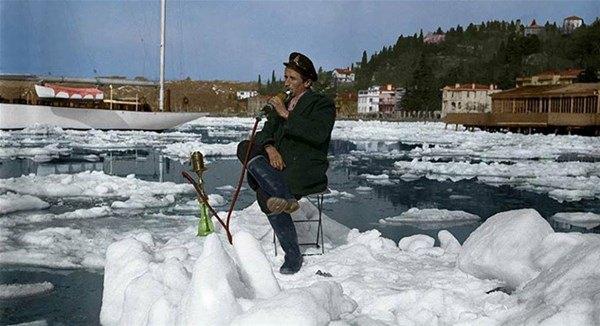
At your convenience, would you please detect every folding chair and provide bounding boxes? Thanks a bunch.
[273,190,328,256]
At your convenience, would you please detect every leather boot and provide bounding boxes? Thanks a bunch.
[247,155,299,214]
[268,213,303,274]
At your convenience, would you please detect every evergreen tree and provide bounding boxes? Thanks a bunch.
[361,50,368,67]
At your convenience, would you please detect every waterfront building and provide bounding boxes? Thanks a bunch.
[358,86,381,114]
[563,16,584,34]
[441,83,500,117]
[444,82,600,134]
[516,69,583,87]
[378,84,396,114]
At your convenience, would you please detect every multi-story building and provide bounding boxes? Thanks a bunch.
[563,16,584,34]
[516,69,583,87]
[441,83,500,117]
[358,86,381,114]
[378,84,396,114]
[332,68,355,85]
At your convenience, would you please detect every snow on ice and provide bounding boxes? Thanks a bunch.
[458,209,554,289]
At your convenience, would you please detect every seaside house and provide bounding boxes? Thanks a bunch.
[516,69,583,87]
[563,16,584,34]
[524,19,544,36]
[332,68,355,85]
[236,90,258,100]
[441,83,500,117]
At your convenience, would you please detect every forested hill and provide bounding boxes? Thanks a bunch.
[350,19,600,111]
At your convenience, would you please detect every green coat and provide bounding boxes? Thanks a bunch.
[255,90,336,196]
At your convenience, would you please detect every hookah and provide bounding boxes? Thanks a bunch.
[182,91,291,245]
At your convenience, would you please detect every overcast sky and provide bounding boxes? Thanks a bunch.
[1,0,598,82]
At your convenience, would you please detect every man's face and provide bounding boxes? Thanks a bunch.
[284,67,310,97]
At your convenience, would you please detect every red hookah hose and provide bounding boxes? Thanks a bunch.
[225,117,261,230]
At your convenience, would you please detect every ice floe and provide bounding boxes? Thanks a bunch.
[0,282,54,299]
[162,141,238,162]
[394,160,600,202]
[551,212,600,229]
[0,192,50,214]
[0,171,193,199]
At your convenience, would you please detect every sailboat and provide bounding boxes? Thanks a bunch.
[0,0,205,131]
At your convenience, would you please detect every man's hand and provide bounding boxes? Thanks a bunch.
[265,145,285,170]
[268,96,289,119]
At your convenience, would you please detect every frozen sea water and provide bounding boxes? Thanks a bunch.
[1,119,599,324]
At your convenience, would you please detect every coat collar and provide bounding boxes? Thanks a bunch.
[289,89,314,117]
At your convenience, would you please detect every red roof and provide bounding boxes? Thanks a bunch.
[334,68,353,75]
[533,68,583,79]
[443,83,496,91]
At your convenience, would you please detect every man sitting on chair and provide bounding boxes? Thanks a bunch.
[237,52,335,274]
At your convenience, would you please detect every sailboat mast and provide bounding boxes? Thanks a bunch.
[159,0,166,112]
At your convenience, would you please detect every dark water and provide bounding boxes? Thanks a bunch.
[1,135,599,324]
[0,266,103,325]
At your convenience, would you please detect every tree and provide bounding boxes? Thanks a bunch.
[361,50,368,67]
[401,52,438,111]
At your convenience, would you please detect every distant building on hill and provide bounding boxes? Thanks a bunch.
[441,83,500,117]
[563,16,584,34]
[423,32,446,44]
[236,90,258,100]
[516,69,583,87]
[524,19,544,36]
[332,68,355,85]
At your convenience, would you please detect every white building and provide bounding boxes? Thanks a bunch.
[332,68,355,84]
[358,86,381,113]
[441,83,501,117]
[563,16,584,34]
[236,90,258,100]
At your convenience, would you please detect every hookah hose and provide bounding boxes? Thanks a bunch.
[225,117,261,231]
